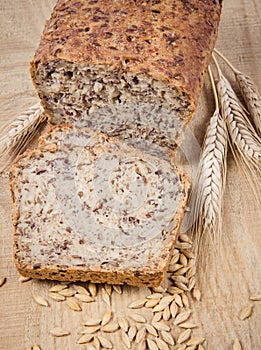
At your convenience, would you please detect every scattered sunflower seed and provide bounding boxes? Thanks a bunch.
[50,327,70,337]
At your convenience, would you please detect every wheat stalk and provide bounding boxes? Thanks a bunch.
[213,54,261,206]
[189,66,228,257]
[0,102,47,172]
[214,48,261,136]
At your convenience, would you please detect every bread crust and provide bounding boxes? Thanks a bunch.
[10,124,189,287]
[31,0,222,121]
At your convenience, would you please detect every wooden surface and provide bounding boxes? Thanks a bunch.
[0,1,260,349]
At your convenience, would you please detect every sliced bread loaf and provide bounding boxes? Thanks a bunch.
[10,125,189,287]
[31,0,222,150]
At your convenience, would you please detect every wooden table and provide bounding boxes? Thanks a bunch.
[0,1,260,349]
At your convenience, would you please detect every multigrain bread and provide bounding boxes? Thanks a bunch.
[31,0,222,151]
[10,125,189,287]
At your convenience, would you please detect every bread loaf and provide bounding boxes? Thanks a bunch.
[31,0,222,150]
[10,125,189,287]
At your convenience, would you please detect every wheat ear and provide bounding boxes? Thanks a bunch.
[0,103,47,172]
[189,66,228,258]
[214,48,261,136]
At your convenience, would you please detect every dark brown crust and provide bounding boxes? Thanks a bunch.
[10,124,189,287]
[31,0,222,120]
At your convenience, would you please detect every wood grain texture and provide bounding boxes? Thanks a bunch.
[0,1,260,349]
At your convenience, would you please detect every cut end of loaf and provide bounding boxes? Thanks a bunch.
[10,125,189,287]
[31,60,194,150]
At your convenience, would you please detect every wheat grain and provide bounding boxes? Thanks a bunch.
[232,339,242,350]
[0,277,6,287]
[33,294,49,307]
[186,346,197,350]
[74,294,95,303]
[32,345,41,350]
[129,313,146,323]
[98,335,113,349]
[81,326,101,334]
[112,284,122,294]
[82,318,101,326]
[151,321,170,332]
[58,288,76,297]
[170,301,178,318]
[49,284,67,292]
[187,337,205,346]
[137,339,146,350]
[73,284,90,295]
[118,317,129,332]
[147,293,163,299]
[121,330,131,348]
[173,310,191,326]
[152,312,163,323]
[101,310,112,326]
[152,286,166,293]
[77,334,94,344]
[155,337,169,350]
[65,299,82,311]
[48,292,66,302]
[174,294,183,307]
[136,326,146,344]
[192,287,201,301]
[147,338,159,350]
[177,329,192,344]
[128,298,147,309]
[146,324,158,337]
[161,331,175,346]
[0,103,48,172]
[104,283,112,296]
[146,298,161,308]
[250,294,261,301]
[163,305,171,321]
[101,287,111,306]
[178,322,197,329]
[93,336,100,350]
[239,304,253,320]
[176,345,186,350]
[181,293,190,308]
[153,304,168,312]
[102,321,119,333]
[88,282,97,297]
[50,327,70,337]
[128,325,137,340]
[19,276,31,283]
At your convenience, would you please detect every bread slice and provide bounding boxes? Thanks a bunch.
[31,0,222,151]
[10,125,189,287]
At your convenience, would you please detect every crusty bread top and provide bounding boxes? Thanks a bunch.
[31,0,222,106]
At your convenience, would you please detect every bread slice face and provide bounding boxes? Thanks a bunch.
[10,125,189,287]
[30,0,222,150]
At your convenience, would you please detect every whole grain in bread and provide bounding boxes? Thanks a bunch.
[10,125,189,287]
[31,0,222,150]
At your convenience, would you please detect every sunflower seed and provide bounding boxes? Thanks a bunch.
[101,310,112,326]
[33,294,49,307]
[98,335,112,349]
[118,316,129,332]
[73,284,90,295]
[65,299,81,311]
[81,326,100,334]
[128,299,147,309]
[49,284,67,292]
[121,330,131,348]
[250,294,261,301]
[32,345,41,350]
[163,305,171,321]
[19,276,31,283]
[177,329,192,343]
[178,322,197,329]
[239,304,253,320]
[173,310,191,325]
[101,287,111,307]
[155,337,169,350]
[82,318,101,326]
[152,321,170,332]
[192,287,201,301]
[147,293,163,299]
[93,336,100,350]
[50,327,70,337]
[187,337,205,346]
[136,326,146,343]
[129,313,146,323]
[102,321,119,333]
[128,325,137,340]
[233,339,242,350]
[147,338,159,350]
[181,293,190,308]
[88,283,97,297]
[112,284,122,294]
[0,277,6,287]
[161,330,175,345]
[170,301,178,318]
[77,334,94,344]
[146,324,158,337]
[48,292,66,302]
